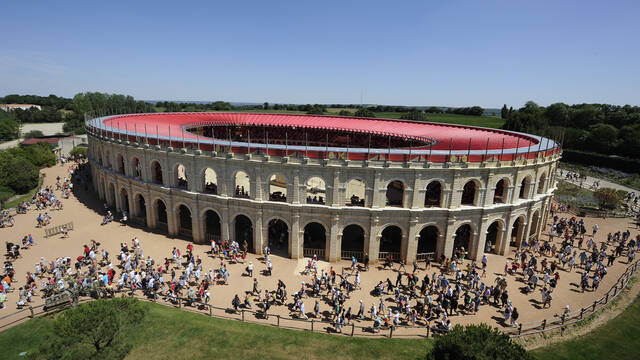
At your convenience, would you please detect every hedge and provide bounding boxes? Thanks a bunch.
[562,149,640,174]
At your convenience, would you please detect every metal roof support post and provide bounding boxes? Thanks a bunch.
[499,138,505,162]
[467,137,471,161]
[247,130,251,154]
[482,137,489,164]
[285,131,288,157]
[305,132,308,158]
[448,137,452,162]
[514,137,520,161]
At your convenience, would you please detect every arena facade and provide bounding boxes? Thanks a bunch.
[85,112,560,263]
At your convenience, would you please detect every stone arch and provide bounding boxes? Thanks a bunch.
[133,193,146,219]
[105,149,111,168]
[303,222,327,260]
[97,148,103,165]
[202,208,222,244]
[233,214,254,253]
[203,168,218,194]
[461,179,479,206]
[341,224,366,260]
[234,170,250,198]
[175,163,189,190]
[119,187,129,213]
[379,225,402,261]
[131,157,141,178]
[537,172,547,194]
[345,178,366,206]
[176,203,193,239]
[485,220,505,254]
[151,160,163,185]
[107,182,116,206]
[268,218,289,257]
[386,180,404,207]
[116,153,125,174]
[510,215,526,248]
[454,223,474,257]
[530,210,540,238]
[417,225,439,260]
[519,175,532,199]
[425,180,442,207]
[268,173,287,202]
[305,176,326,204]
[493,178,508,204]
[154,198,168,228]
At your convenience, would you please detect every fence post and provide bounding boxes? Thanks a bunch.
[242,310,245,322]
[29,306,34,318]
[427,322,430,338]
[592,301,597,312]
[153,291,157,302]
[580,308,584,319]
[542,319,546,330]
[178,298,182,308]
[277,315,280,327]
[389,326,394,338]
[518,323,522,335]
[209,305,212,316]
[605,292,609,304]
[561,313,566,324]
[311,319,314,331]
[351,323,355,336]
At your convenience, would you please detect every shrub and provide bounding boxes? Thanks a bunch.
[594,187,620,210]
[5,156,39,193]
[23,142,57,167]
[427,324,533,360]
[23,130,44,139]
[69,145,88,158]
[354,107,375,118]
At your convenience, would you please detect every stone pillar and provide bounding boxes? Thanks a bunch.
[331,170,340,207]
[443,188,454,208]
[371,171,383,208]
[443,218,456,259]
[221,206,230,242]
[506,186,515,204]
[191,202,204,243]
[145,191,155,229]
[473,218,491,260]
[501,215,514,256]
[291,173,300,204]
[254,170,263,201]
[255,210,264,255]
[167,199,178,236]
[405,217,420,263]
[522,207,533,245]
[367,216,380,263]
[290,214,301,259]
[328,214,340,262]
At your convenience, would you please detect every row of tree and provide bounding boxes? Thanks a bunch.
[0,142,57,204]
[501,101,640,159]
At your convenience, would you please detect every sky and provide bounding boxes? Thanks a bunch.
[1,0,639,108]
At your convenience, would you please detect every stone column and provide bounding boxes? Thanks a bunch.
[145,190,155,229]
[371,171,383,208]
[290,214,301,259]
[367,216,380,263]
[506,186,515,204]
[405,217,420,263]
[442,218,456,259]
[221,205,230,242]
[328,214,340,262]
[522,207,533,245]
[331,170,341,207]
[255,210,264,255]
[191,201,204,243]
[291,173,300,204]
[167,198,178,236]
[473,218,491,260]
[254,170,263,201]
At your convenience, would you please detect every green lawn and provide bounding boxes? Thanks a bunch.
[0,302,431,360]
[531,294,640,360]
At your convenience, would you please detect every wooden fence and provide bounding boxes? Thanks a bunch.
[44,222,74,238]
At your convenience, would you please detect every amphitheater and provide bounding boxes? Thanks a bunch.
[85,112,560,263]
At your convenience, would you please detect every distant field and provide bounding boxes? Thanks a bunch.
[152,107,505,129]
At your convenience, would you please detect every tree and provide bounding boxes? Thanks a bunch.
[338,110,352,116]
[586,123,618,153]
[594,187,620,210]
[427,324,533,360]
[354,107,375,118]
[501,104,509,119]
[0,111,21,141]
[69,145,88,158]
[5,156,39,193]
[263,102,269,110]
[23,142,57,167]
[31,297,147,360]
[400,109,427,121]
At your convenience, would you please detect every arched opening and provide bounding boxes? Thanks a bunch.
[485,221,503,254]
[379,226,402,261]
[345,179,365,206]
[454,224,472,258]
[97,149,103,165]
[234,171,250,198]
[116,153,125,174]
[530,210,540,239]
[119,188,129,213]
[305,177,326,205]
[537,173,547,194]
[234,215,254,253]
[268,219,289,257]
[203,168,218,194]
[510,216,525,248]
[341,224,365,260]
[268,174,287,202]
[131,157,141,178]
[107,183,115,206]
[424,181,442,207]
[105,150,111,168]
[176,164,188,190]
[155,199,168,229]
[135,194,146,222]
[303,222,326,260]
[417,226,439,260]
[519,176,531,199]
[204,210,221,244]
[461,180,477,206]
[386,180,404,207]
[151,161,163,185]
[178,204,192,239]
[493,179,506,204]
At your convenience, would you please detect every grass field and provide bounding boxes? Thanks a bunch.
[531,294,640,360]
[0,302,431,360]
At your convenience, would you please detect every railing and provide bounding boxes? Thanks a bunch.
[416,252,435,261]
[303,248,325,259]
[378,251,401,261]
[508,259,640,338]
[206,233,221,243]
[341,251,363,261]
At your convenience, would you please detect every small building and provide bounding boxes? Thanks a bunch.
[0,104,42,111]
